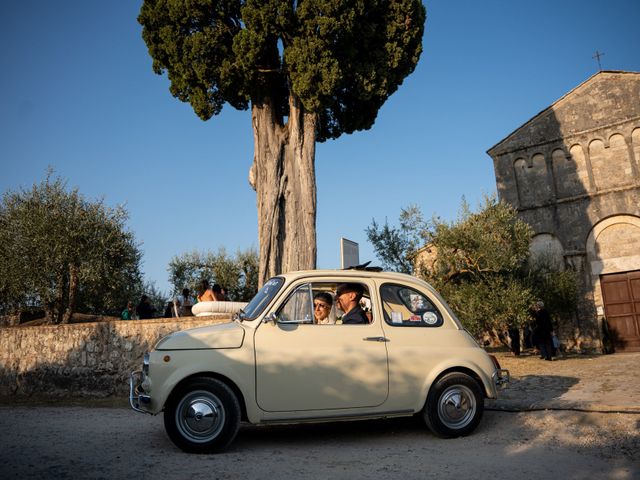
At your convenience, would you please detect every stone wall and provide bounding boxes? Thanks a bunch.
[0,317,231,399]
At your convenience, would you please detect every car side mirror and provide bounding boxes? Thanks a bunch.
[263,312,277,325]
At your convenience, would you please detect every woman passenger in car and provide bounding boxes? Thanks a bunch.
[313,292,334,324]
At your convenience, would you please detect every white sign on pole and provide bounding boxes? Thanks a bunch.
[340,238,359,269]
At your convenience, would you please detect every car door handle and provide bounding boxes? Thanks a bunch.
[363,336,389,342]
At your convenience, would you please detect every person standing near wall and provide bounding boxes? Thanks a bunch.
[508,324,521,356]
[136,295,156,320]
[179,288,193,316]
[533,301,554,361]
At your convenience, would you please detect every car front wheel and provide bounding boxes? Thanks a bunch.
[164,377,240,453]
[423,372,484,438]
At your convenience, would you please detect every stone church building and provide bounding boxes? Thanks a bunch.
[487,71,640,352]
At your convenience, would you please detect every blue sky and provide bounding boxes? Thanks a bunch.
[1,1,639,295]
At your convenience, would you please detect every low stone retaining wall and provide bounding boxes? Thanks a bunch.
[0,316,231,399]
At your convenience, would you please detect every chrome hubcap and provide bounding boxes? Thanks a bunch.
[176,391,225,443]
[185,400,218,432]
[438,385,476,429]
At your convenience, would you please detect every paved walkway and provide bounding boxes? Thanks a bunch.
[485,351,640,413]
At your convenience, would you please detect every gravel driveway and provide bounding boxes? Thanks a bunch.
[0,405,638,480]
[2,352,639,479]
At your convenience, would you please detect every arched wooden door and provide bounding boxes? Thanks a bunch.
[601,271,640,352]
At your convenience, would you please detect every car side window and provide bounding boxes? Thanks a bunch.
[380,283,443,327]
[276,281,373,325]
[277,283,313,323]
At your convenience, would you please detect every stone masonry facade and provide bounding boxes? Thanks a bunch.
[487,71,640,352]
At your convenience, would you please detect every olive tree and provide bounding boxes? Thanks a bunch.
[138,0,426,285]
[0,172,143,323]
[366,204,430,274]
[368,196,578,341]
[168,247,259,301]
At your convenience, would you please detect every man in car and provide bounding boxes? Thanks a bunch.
[335,283,369,324]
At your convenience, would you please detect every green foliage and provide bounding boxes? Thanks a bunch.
[138,0,426,141]
[365,204,429,273]
[525,257,578,320]
[0,171,143,323]
[427,197,532,284]
[422,196,536,337]
[168,247,259,302]
[368,195,578,341]
[436,275,533,339]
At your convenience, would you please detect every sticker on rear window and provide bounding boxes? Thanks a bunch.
[423,311,438,325]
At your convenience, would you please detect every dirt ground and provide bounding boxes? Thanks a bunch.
[0,405,637,480]
[487,351,640,413]
[1,352,638,479]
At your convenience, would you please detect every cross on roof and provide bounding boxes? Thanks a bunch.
[592,50,605,71]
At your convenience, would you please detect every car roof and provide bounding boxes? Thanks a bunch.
[276,269,434,290]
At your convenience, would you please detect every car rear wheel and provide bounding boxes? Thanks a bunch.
[423,372,484,438]
[164,377,240,453]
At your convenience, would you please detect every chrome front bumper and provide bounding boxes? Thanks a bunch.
[493,368,510,389]
[129,370,153,414]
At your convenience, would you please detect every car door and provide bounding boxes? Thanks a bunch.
[254,280,389,412]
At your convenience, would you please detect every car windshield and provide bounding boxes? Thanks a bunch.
[239,277,284,321]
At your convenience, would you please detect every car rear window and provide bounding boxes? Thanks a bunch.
[380,283,443,327]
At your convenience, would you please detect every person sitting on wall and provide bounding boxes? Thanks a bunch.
[211,284,226,301]
[197,280,216,302]
[335,283,369,324]
[121,301,135,320]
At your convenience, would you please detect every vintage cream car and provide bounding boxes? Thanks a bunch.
[130,269,509,453]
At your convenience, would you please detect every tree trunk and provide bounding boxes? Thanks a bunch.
[250,94,317,286]
[61,264,78,324]
[45,271,67,324]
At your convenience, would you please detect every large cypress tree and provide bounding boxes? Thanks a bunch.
[138,0,426,285]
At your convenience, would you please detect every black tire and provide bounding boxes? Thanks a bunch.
[164,377,241,453]
[423,372,484,438]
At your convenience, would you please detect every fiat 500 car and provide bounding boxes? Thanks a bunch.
[130,269,509,453]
